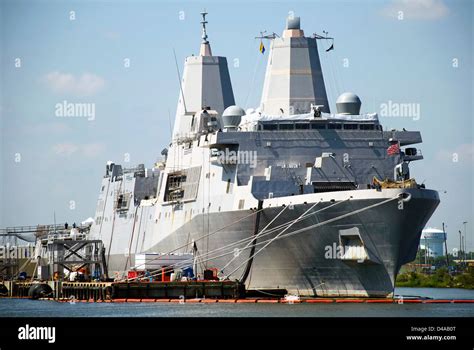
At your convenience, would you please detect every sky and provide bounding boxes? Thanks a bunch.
[0,0,473,252]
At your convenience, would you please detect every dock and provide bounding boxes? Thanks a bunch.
[2,223,473,305]
[2,280,474,304]
[0,280,245,301]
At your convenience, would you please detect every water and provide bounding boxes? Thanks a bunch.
[394,287,474,300]
[1,288,473,317]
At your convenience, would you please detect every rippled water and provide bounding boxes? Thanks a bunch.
[395,287,474,299]
[1,288,473,317]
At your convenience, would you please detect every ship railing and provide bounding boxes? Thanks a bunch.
[5,224,64,234]
[44,231,89,243]
[122,167,145,175]
[174,132,198,145]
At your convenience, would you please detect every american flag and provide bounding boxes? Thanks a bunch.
[387,142,400,156]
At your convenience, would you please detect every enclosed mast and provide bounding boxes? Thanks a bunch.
[260,16,330,115]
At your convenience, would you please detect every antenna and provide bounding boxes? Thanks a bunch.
[173,48,187,113]
[201,10,209,44]
[199,10,213,56]
[255,31,279,40]
[313,31,335,52]
[313,32,334,40]
[167,109,173,139]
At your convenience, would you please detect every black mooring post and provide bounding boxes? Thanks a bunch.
[240,200,264,284]
[101,247,109,280]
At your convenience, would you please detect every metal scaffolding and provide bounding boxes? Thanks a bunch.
[38,231,108,281]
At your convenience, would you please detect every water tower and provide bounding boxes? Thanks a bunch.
[420,228,446,257]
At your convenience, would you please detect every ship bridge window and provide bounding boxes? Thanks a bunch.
[164,172,186,202]
[343,124,358,130]
[295,123,310,130]
[163,166,201,203]
[115,193,131,211]
[359,124,375,130]
[311,123,326,130]
[279,123,294,130]
[262,124,278,131]
[328,124,342,130]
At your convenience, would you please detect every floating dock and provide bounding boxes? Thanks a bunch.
[112,281,244,299]
[2,280,474,304]
[97,298,474,304]
[1,280,244,301]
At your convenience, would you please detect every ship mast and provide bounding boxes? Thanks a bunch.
[259,16,330,115]
[171,11,235,140]
[199,11,212,56]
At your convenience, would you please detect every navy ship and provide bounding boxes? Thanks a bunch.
[89,13,439,297]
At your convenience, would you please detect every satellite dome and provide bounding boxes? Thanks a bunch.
[222,105,245,129]
[336,92,361,115]
[286,16,301,30]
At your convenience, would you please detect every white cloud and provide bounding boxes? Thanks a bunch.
[381,0,449,20]
[82,143,105,157]
[52,143,79,156]
[52,143,105,158]
[436,143,474,164]
[44,72,105,96]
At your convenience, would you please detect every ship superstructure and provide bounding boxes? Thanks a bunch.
[89,14,439,297]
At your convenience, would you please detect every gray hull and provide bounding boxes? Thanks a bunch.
[107,188,439,297]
